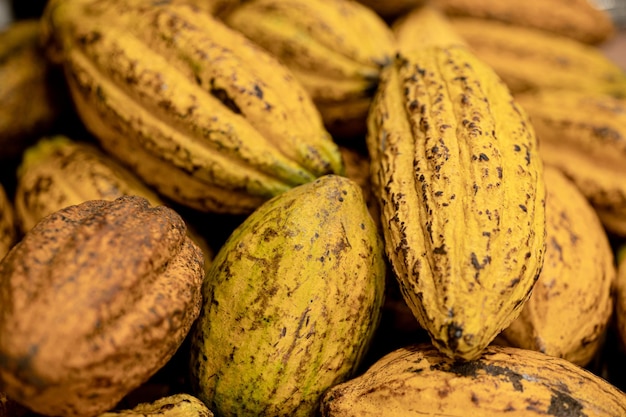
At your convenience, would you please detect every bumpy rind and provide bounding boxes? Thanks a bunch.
[42,0,344,214]
[97,393,214,417]
[320,343,626,416]
[367,45,546,360]
[432,0,615,44]
[0,195,204,417]
[515,89,626,236]
[15,135,214,269]
[500,166,615,366]
[448,17,626,97]
[190,175,385,417]
[225,0,396,137]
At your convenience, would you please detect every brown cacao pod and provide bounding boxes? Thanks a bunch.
[0,195,204,417]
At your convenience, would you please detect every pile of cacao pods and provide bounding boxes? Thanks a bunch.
[2,0,626,415]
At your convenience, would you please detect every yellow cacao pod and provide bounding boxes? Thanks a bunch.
[392,4,468,52]
[431,0,615,44]
[42,0,344,214]
[448,17,626,97]
[499,165,615,367]
[225,0,396,139]
[320,343,626,416]
[190,175,385,417]
[98,393,213,417]
[0,196,204,417]
[367,45,546,361]
[515,89,626,236]
[14,135,214,270]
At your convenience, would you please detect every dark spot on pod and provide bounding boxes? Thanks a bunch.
[209,79,242,114]
[159,403,176,411]
[253,84,263,99]
[446,322,463,351]
[519,204,527,213]
[513,144,521,152]
[449,361,524,392]
[433,245,447,255]
[478,153,489,161]
[547,390,585,417]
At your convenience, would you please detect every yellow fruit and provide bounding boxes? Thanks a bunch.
[514,89,626,236]
[448,17,626,97]
[499,166,615,366]
[190,175,385,417]
[225,0,396,138]
[98,393,213,417]
[320,343,626,416]
[14,135,214,270]
[42,0,344,214]
[367,45,546,361]
[432,0,615,44]
[392,4,468,52]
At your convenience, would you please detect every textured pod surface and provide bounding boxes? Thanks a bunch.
[0,195,204,417]
[392,5,468,53]
[15,135,164,232]
[0,20,66,159]
[449,17,626,97]
[367,46,546,360]
[42,0,344,214]
[500,166,615,366]
[98,393,213,417]
[432,0,615,44]
[515,90,626,236]
[225,0,396,137]
[0,183,16,260]
[190,175,385,417]
[320,343,626,416]
[14,135,214,270]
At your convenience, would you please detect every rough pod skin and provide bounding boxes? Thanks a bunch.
[448,18,626,97]
[0,195,204,417]
[14,135,214,270]
[320,343,626,416]
[41,0,344,214]
[367,46,546,361]
[225,0,396,138]
[499,166,615,366]
[515,90,626,236]
[432,0,615,45]
[98,393,213,417]
[190,175,386,417]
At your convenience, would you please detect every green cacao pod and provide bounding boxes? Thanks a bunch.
[189,175,385,417]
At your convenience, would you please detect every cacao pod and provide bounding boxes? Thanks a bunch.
[320,343,626,416]
[189,175,385,416]
[499,165,615,366]
[0,195,204,417]
[42,0,344,214]
[367,45,546,361]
